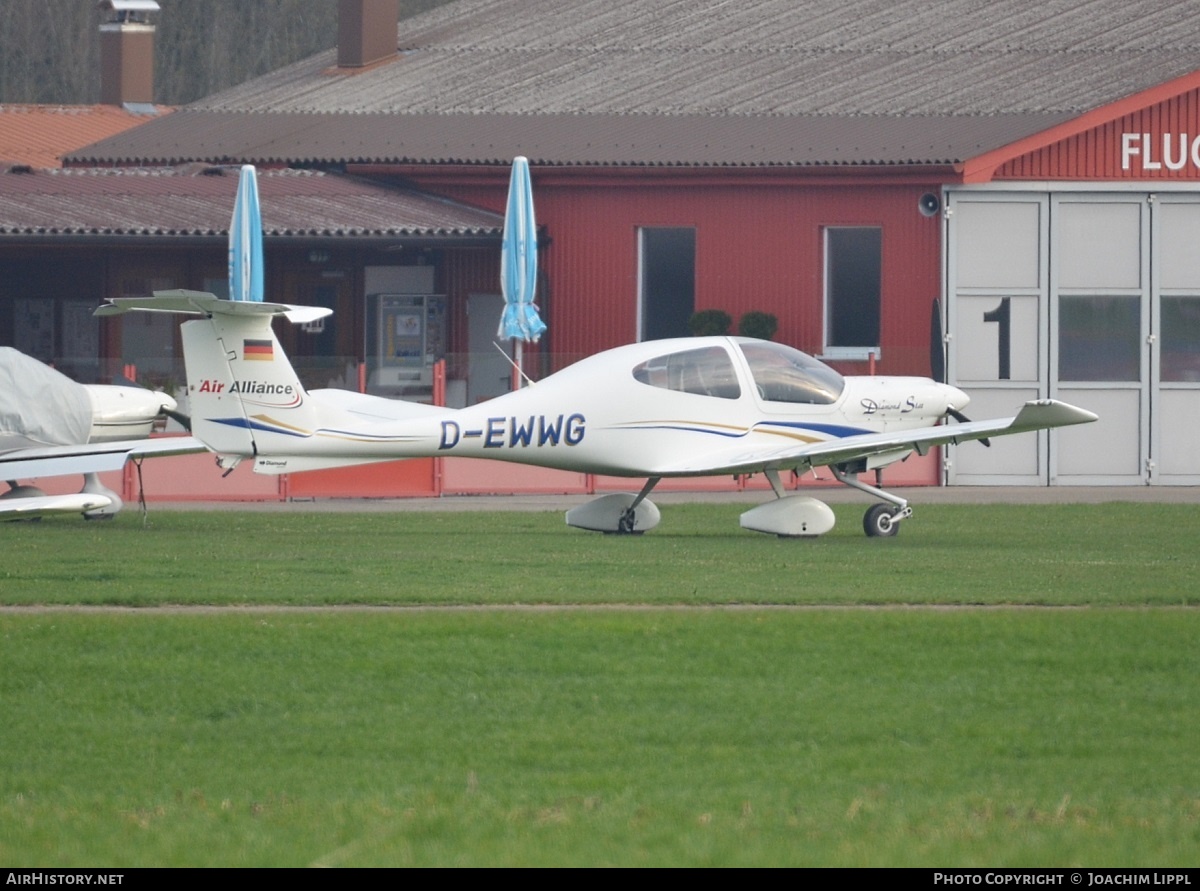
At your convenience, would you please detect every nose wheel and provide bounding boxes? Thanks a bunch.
[830,465,912,538]
[863,503,905,537]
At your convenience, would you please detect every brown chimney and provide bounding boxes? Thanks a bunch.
[98,0,160,107]
[338,0,399,68]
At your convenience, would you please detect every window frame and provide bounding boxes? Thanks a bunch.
[821,225,883,362]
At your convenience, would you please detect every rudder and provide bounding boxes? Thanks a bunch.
[182,312,318,457]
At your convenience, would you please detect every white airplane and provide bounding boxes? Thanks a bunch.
[0,346,201,519]
[95,291,1097,537]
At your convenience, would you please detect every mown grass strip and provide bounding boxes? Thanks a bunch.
[1,503,1196,606]
[2,608,1197,866]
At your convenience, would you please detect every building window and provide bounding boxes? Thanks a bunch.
[1058,295,1141,382]
[639,227,696,341]
[1161,296,1200,382]
[824,226,881,359]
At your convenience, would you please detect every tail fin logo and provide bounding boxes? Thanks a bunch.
[243,339,274,361]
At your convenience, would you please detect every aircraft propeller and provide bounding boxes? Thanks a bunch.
[161,407,193,432]
[930,298,947,384]
[931,298,989,446]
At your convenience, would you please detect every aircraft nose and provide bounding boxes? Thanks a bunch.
[121,387,176,416]
[944,384,970,411]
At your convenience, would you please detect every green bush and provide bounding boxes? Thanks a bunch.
[687,309,732,336]
[738,311,778,340]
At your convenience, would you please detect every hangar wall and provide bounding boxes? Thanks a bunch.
[429,175,945,379]
[946,84,1200,485]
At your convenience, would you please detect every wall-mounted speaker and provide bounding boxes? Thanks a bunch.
[918,192,941,217]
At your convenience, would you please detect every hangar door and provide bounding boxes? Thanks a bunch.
[946,191,1200,485]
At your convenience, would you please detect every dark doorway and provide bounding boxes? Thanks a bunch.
[640,227,696,341]
[825,226,882,350]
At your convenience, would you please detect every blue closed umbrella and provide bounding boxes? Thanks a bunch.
[498,157,546,378]
[228,165,264,303]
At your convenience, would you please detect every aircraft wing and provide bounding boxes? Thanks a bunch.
[0,436,206,481]
[661,399,1098,476]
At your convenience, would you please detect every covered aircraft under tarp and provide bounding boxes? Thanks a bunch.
[0,346,205,519]
[0,348,92,450]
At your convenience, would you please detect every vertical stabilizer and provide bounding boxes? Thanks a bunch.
[181,310,317,457]
[228,165,264,303]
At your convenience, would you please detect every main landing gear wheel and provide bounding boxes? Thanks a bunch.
[565,485,662,534]
[616,508,642,535]
[863,503,901,538]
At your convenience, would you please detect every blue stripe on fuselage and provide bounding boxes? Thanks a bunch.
[210,417,308,438]
[618,419,871,440]
[755,420,872,438]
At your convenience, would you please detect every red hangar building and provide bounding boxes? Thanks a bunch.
[5,0,1199,499]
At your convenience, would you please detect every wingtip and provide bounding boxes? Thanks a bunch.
[1017,399,1099,429]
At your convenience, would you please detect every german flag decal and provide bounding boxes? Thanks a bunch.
[243,339,273,361]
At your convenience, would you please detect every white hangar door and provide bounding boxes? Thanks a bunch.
[946,191,1200,485]
[946,195,1053,485]
[1151,197,1200,484]
[1049,195,1149,485]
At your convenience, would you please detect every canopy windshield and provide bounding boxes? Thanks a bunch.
[631,345,741,399]
[738,341,845,405]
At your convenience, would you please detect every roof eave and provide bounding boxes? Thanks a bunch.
[958,69,1200,183]
[0,231,501,247]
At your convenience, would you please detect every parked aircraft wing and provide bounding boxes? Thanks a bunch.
[660,399,1097,477]
[0,436,205,481]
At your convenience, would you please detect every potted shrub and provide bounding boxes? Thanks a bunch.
[738,311,778,341]
[687,309,732,336]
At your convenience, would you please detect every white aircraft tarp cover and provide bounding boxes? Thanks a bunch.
[0,347,92,446]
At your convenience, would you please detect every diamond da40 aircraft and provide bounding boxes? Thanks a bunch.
[96,290,1097,537]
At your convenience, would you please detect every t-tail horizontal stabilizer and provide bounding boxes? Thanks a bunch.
[95,290,331,325]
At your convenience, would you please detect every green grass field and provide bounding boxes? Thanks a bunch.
[1,502,1195,606]
[2,502,1198,865]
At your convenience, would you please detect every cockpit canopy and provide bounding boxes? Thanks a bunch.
[631,345,741,399]
[631,340,845,405]
[739,340,845,404]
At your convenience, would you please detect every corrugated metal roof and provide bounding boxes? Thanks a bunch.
[66,108,1075,168]
[196,0,1200,116]
[62,0,1200,168]
[0,105,170,169]
[0,166,502,240]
